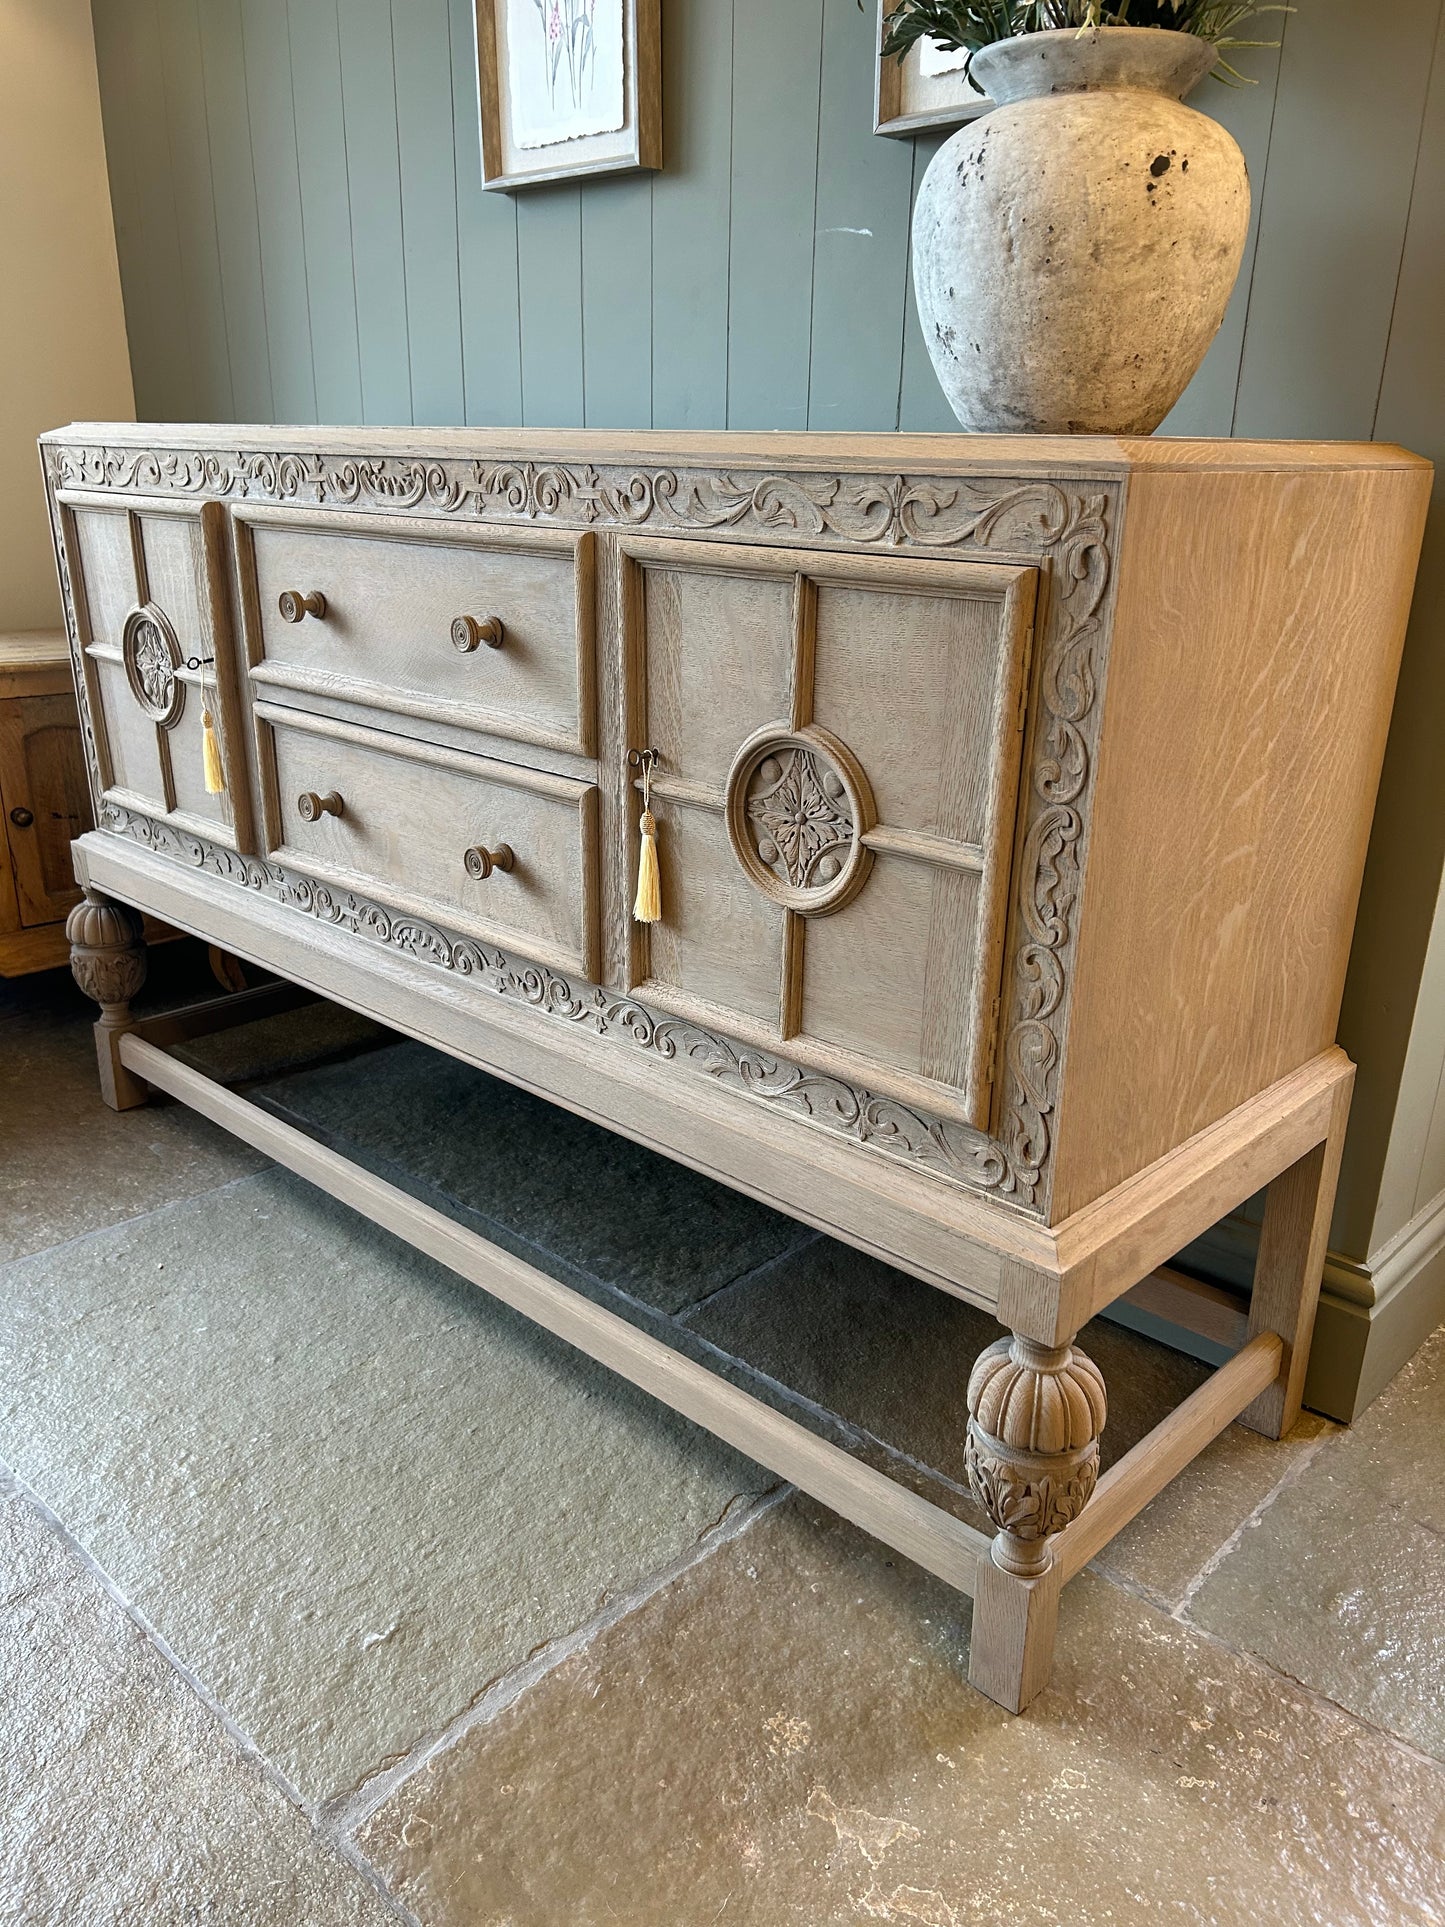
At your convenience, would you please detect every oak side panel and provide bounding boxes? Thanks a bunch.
[1051,462,1431,1221]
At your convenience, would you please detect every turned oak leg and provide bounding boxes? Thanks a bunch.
[66,888,149,1111]
[1240,1073,1354,1440]
[964,1332,1107,1713]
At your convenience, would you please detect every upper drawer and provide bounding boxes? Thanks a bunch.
[234,508,596,758]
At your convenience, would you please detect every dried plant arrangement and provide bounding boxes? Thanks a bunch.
[874,1,1287,82]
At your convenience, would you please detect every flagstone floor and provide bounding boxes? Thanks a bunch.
[3,944,1444,1926]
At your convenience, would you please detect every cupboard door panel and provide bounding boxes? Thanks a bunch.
[638,561,794,790]
[623,537,1035,1130]
[812,583,1020,844]
[58,494,253,851]
[802,860,984,1090]
[643,799,786,1028]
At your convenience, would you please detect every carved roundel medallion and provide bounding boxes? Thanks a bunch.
[121,604,185,727]
[725,723,875,917]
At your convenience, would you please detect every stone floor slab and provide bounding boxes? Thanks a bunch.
[0,1169,769,1806]
[0,983,267,1267]
[175,999,392,1086]
[0,1485,397,1927]
[1098,1406,1334,1608]
[683,1238,1213,1484]
[255,1037,815,1314]
[1190,1324,1445,1762]
[358,1496,1445,1927]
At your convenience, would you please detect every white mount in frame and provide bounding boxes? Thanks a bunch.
[475,0,661,191]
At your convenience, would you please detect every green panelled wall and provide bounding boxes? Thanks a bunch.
[91,0,1445,1265]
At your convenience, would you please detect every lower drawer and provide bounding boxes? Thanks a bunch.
[254,702,598,981]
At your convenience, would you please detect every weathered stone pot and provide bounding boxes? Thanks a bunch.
[912,27,1250,434]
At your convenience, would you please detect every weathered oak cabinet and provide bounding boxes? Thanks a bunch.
[0,632,93,975]
[42,424,1430,1711]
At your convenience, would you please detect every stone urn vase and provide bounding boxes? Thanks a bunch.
[912,28,1250,434]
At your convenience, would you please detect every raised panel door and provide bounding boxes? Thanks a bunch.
[56,493,254,851]
[621,538,1036,1130]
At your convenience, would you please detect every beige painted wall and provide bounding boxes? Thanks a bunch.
[0,0,134,631]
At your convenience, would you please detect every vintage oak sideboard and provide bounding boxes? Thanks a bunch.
[41,425,1430,1712]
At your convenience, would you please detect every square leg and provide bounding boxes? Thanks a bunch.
[1240,1072,1354,1439]
[968,1555,1062,1713]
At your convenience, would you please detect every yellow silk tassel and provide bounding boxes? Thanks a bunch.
[633,807,661,923]
[201,707,225,794]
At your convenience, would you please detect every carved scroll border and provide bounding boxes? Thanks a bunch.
[46,443,1119,1211]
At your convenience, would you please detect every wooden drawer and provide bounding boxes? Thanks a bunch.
[56,493,254,851]
[621,538,1037,1132]
[235,508,596,758]
[255,702,599,981]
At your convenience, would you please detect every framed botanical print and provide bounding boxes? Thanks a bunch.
[475,0,661,191]
[873,3,992,138]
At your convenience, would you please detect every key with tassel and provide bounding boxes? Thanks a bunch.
[629,747,662,924]
[188,652,226,797]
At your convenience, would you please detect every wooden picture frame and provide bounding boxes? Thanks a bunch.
[874,3,992,138]
[474,0,661,192]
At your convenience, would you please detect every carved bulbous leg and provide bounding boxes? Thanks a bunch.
[964,1331,1107,1714]
[965,1333,1108,1577]
[66,888,149,1110]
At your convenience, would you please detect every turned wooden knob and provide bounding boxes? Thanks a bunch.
[463,842,514,879]
[296,789,344,822]
[9,805,33,829]
[278,589,327,623]
[451,614,504,652]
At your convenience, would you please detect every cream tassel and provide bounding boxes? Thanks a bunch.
[629,746,662,924]
[201,706,225,794]
[634,807,661,923]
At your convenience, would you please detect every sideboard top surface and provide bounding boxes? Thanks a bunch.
[40,423,1431,478]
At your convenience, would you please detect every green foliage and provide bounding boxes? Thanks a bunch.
[867,0,1286,82]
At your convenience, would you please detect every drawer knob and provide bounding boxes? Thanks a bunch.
[451,614,504,652]
[278,589,327,623]
[463,842,514,880]
[9,806,34,829]
[296,790,344,822]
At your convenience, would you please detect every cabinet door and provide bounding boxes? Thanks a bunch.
[621,539,1037,1133]
[56,492,254,851]
[0,692,93,925]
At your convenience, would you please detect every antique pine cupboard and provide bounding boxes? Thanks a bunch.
[42,423,1430,1712]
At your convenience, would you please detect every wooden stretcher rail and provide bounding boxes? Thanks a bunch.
[1053,1329,1283,1582]
[119,1032,992,1599]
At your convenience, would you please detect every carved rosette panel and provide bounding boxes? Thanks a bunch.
[122,604,184,727]
[48,442,1119,1212]
[725,724,874,917]
[964,1334,1107,1577]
